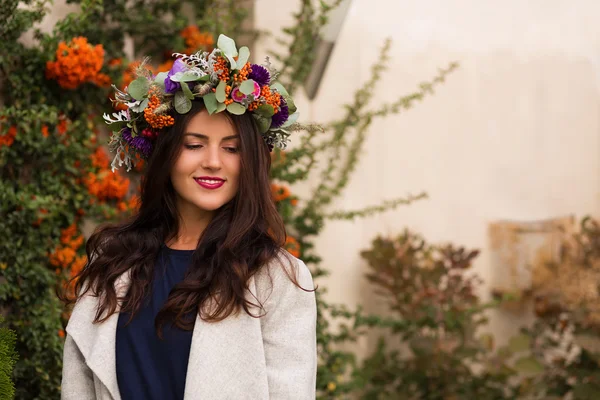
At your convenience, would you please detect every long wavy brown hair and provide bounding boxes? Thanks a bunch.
[60,100,302,335]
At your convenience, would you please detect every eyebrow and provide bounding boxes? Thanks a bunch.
[184,133,239,141]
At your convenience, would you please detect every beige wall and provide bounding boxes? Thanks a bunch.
[255,0,600,350]
[33,0,600,352]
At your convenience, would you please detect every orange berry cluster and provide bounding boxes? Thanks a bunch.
[285,236,301,258]
[213,56,230,81]
[233,63,252,84]
[57,118,68,135]
[247,101,260,111]
[60,223,84,249]
[271,183,291,202]
[46,37,109,90]
[261,86,282,113]
[144,94,175,129]
[91,146,109,169]
[224,85,233,105]
[180,26,214,54]
[92,72,112,88]
[117,194,141,214]
[0,125,17,148]
[49,223,87,278]
[85,169,130,202]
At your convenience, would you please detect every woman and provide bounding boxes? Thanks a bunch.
[60,35,317,400]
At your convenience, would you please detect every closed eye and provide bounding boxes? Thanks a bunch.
[184,144,203,150]
[224,147,239,154]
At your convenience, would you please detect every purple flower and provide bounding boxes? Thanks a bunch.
[121,127,153,158]
[270,101,289,129]
[164,58,188,94]
[248,64,270,86]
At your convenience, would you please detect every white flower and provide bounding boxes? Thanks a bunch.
[103,110,129,125]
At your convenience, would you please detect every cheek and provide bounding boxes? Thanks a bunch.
[171,152,195,184]
[228,157,241,184]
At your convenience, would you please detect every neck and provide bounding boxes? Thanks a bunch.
[167,199,214,250]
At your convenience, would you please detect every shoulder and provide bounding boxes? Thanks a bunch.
[253,249,315,302]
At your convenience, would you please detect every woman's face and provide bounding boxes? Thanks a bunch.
[170,109,241,217]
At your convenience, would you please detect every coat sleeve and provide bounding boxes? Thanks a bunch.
[61,333,96,399]
[259,255,318,400]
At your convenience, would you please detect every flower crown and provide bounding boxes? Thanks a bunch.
[103,34,298,172]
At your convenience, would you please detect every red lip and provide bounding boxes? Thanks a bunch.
[194,177,225,190]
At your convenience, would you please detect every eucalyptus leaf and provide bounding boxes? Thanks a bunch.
[256,104,275,117]
[227,102,246,115]
[129,97,149,113]
[225,55,237,71]
[253,115,271,134]
[215,81,227,103]
[174,91,192,114]
[216,103,226,113]
[180,82,194,100]
[128,78,149,100]
[281,112,299,128]
[270,82,289,97]
[172,72,203,83]
[107,121,128,131]
[154,72,168,90]
[284,95,297,114]
[203,93,218,114]
[237,46,250,67]
[217,34,238,57]
[239,79,256,95]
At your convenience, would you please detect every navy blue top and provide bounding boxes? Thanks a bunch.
[116,246,195,400]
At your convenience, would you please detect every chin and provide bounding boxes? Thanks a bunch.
[191,199,231,212]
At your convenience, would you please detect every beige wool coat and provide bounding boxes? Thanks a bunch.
[61,253,317,400]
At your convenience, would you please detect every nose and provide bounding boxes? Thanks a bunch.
[200,145,222,171]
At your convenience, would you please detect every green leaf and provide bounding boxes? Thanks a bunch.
[216,103,226,113]
[154,72,168,90]
[129,97,149,113]
[215,81,227,103]
[217,34,238,58]
[270,82,289,97]
[256,104,275,117]
[225,55,237,71]
[513,356,544,375]
[508,333,530,353]
[203,93,218,114]
[180,82,194,100]
[174,91,192,114]
[227,102,246,115]
[239,79,256,95]
[281,112,299,128]
[253,115,271,133]
[284,95,297,114]
[128,77,149,100]
[107,121,128,130]
[237,46,250,67]
[172,72,202,83]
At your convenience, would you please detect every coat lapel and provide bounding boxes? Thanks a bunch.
[183,277,269,400]
[67,272,270,400]
[66,271,131,400]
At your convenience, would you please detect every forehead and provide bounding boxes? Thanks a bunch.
[185,109,236,139]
